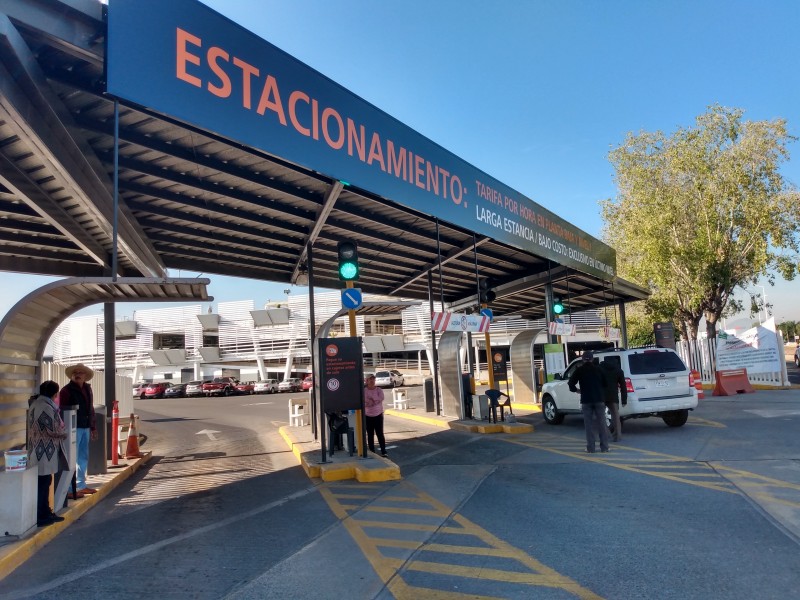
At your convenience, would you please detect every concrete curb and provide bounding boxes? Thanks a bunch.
[0,453,152,581]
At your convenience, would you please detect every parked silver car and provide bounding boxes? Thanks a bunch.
[278,378,302,393]
[374,370,404,388]
[185,379,210,397]
[253,379,278,394]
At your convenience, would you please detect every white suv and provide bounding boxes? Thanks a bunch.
[540,347,698,430]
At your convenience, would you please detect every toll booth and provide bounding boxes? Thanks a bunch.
[509,329,545,403]
[438,331,468,419]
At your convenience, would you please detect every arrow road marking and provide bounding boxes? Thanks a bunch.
[196,429,221,441]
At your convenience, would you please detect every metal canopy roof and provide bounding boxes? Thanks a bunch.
[0,276,210,449]
[0,0,648,322]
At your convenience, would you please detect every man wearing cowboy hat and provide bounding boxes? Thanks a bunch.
[57,363,98,495]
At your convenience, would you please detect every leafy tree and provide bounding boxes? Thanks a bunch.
[777,319,797,340]
[612,301,656,347]
[602,105,800,340]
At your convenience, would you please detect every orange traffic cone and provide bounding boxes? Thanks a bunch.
[125,413,144,458]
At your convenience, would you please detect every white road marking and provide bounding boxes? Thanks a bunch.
[196,429,221,440]
[744,409,800,418]
[3,486,318,600]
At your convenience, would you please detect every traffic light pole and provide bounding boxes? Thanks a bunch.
[346,280,366,458]
[483,303,495,391]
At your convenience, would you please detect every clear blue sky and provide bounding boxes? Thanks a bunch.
[2,0,798,323]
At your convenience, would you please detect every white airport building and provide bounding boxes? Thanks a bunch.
[47,291,617,386]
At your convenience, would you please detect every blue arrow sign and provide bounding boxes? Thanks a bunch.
[341,288,363,310]
[480,308,493,322]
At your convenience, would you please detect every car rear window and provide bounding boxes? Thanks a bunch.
[375,371,390,377]
[628,351,687,374]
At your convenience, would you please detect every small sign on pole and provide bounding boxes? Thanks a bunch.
[341,288,363,310]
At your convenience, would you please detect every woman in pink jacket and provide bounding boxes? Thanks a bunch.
[364,374,387,457]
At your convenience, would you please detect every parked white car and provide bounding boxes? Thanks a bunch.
[374,369,404,388]
[278,378,302,393]
[253,379,278,394]
[185,380,210,397]
[540,347,698,431]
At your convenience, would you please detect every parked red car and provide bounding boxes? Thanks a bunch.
[143,382,172,399]
[301,375,313,391]
[202,377,237,396]
[235,381,255,395]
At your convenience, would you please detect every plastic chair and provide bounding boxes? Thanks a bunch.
[485,389,512,423]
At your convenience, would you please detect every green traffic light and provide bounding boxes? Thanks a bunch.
[339,262,358,280]
[553,297,565,314]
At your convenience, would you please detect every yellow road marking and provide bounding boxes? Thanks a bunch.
[505,433,800,506]
[319,482,604,599]
[689,417,727,428]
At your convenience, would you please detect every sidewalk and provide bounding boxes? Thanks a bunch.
[0,453,152,580]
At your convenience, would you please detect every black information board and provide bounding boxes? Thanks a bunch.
[654,322,676,350]
[491,348,509,380]
[318,337,364,413]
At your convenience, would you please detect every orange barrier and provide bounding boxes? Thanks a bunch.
[712,368,755,396]
[125,413,144,458]
[690,370,705,399]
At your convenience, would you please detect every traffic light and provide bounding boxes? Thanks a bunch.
[479,278,496,304]
[553,296,565,315]
[337,241,359,281]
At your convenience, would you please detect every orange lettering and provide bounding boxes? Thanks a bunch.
[426,162,438,195]
[387,141,406,179]
[367,132,385,171]
[415,155,425,189]
[347,118,365,160]
[176,28,202,88]
[207,47,231,98]
[256,75,287,124]
[321,107,344,149]
[288,91,311,136]
[311,99,319,140]
[232,57,259,109]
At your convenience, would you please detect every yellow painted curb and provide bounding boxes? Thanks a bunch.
[280,426,401,483]
[502,422,534,434]
[385,409,450,428]
[475,423,504,434]
[512,403,541,412]
[0,452,152,581]
[449,422,477,433]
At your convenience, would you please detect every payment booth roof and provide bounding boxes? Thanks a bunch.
[0,0,648,321]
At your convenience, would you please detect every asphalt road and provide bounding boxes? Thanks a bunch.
[2,388,800,599]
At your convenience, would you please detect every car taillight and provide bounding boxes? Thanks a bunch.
[689,372,694,386]
[625,378,634,393]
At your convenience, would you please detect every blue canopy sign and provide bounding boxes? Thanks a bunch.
[107,0,616,280]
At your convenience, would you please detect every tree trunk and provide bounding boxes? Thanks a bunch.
[678,320,689,342]
[704,311,719,340]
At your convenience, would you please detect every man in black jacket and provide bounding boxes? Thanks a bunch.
[599,357,627,442]
[568,351,609,453]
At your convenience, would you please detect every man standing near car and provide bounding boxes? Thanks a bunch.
[599,357,627,442]
[568,351,609,453]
